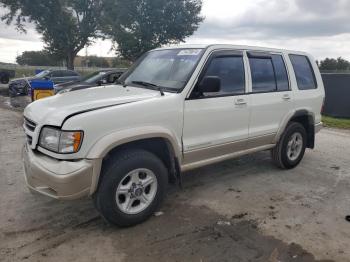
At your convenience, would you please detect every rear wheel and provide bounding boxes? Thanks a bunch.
[93,149,168,227]
[272,122,307,169]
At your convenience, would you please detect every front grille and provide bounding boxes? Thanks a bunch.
[26,135,32,145]
[24,117,37,132]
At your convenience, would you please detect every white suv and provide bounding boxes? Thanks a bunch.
[23,44,324,226]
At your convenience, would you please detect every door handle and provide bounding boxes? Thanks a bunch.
[282,94,291,101]
[234,98,247,105]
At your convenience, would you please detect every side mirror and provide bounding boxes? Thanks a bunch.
[198,76,221,93]
[97,79,107,86]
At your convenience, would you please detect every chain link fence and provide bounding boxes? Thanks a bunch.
[321,73,350,118]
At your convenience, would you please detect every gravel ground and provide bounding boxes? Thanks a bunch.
[0,94,349,262]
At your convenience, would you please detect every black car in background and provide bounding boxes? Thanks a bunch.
[0,68,15,84]
[54,69,127,94]
[9,69,81,96]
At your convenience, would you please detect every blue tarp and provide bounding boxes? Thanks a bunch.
[30,80,54,90]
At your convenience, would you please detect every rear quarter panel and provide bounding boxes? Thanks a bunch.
[285,52,325,124]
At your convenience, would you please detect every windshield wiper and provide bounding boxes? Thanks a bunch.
[131,81,164,96]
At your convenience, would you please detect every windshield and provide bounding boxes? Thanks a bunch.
[82,71,107,84]
[122,48,204,91]
[35,70,50,78]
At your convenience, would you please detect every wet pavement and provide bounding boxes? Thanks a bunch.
[0,84,31,111]
[0,90,349,262]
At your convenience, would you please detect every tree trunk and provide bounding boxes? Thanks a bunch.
[66,52,76,70]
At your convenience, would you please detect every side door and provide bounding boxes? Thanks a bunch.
[247,52,293,148]
[182,50,250,165]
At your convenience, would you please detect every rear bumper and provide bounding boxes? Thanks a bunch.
[315,122,323,133]
[23,144,94,200]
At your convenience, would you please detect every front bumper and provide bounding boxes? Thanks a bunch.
[23,144,94,200]
[9,82,28,96]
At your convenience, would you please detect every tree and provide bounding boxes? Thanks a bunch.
[0,0,103,69]
[319,57,350,71]
[112,57,132,68]
[101,0,204,61]
[16,51,63,66]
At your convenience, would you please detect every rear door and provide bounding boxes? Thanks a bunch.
[247,52,293,147]
[182,50,250,165]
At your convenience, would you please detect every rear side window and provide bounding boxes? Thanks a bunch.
[249,54,290,93]
[203,55,245,96]
[289,55,317,90]
[63,70,78,77]
[50,71,62,77]
[271,55,289,91]
[249,57,276,92]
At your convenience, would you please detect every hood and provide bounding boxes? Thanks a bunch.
[24,85,160,127]
[55,82,93,93]
[55,79,82,89]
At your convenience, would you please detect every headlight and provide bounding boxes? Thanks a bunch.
[39,127,83,153]
[14,81,25,87]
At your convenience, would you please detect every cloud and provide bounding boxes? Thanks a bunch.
[194,0,350,39]
[0,24,41,42]
[0,7,41,42]
[1,0,350,62]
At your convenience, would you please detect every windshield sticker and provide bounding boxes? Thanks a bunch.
[177,49,202,56]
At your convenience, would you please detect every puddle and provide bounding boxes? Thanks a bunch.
[0,86,31,111]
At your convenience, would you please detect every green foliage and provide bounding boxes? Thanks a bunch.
[102,0,204,60]
[1,0,204,65]
[322,116,350,129]
[0,0,103,69]
[81,56,110,68]
[319,57,350,71]
[16,51,63,66]
[112,57,132,68]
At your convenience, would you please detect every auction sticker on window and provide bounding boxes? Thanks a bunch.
[177,49,202,56]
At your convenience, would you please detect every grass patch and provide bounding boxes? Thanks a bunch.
[322,115,350,129]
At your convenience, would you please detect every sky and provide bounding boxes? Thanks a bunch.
[1,0,350,63]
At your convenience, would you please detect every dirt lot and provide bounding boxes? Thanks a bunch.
[0,90,349,262]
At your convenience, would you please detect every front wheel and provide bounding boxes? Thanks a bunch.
[272,122,307,169]
[93,149,168,227]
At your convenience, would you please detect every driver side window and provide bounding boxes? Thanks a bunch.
[194,54,245,98]
[50,71,62,78]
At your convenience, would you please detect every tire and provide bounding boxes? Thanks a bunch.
[8,86,16,97]
[272,122,307,169]
[1,75,10,84]
[93,149,168,227]
[23,83,30,95]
